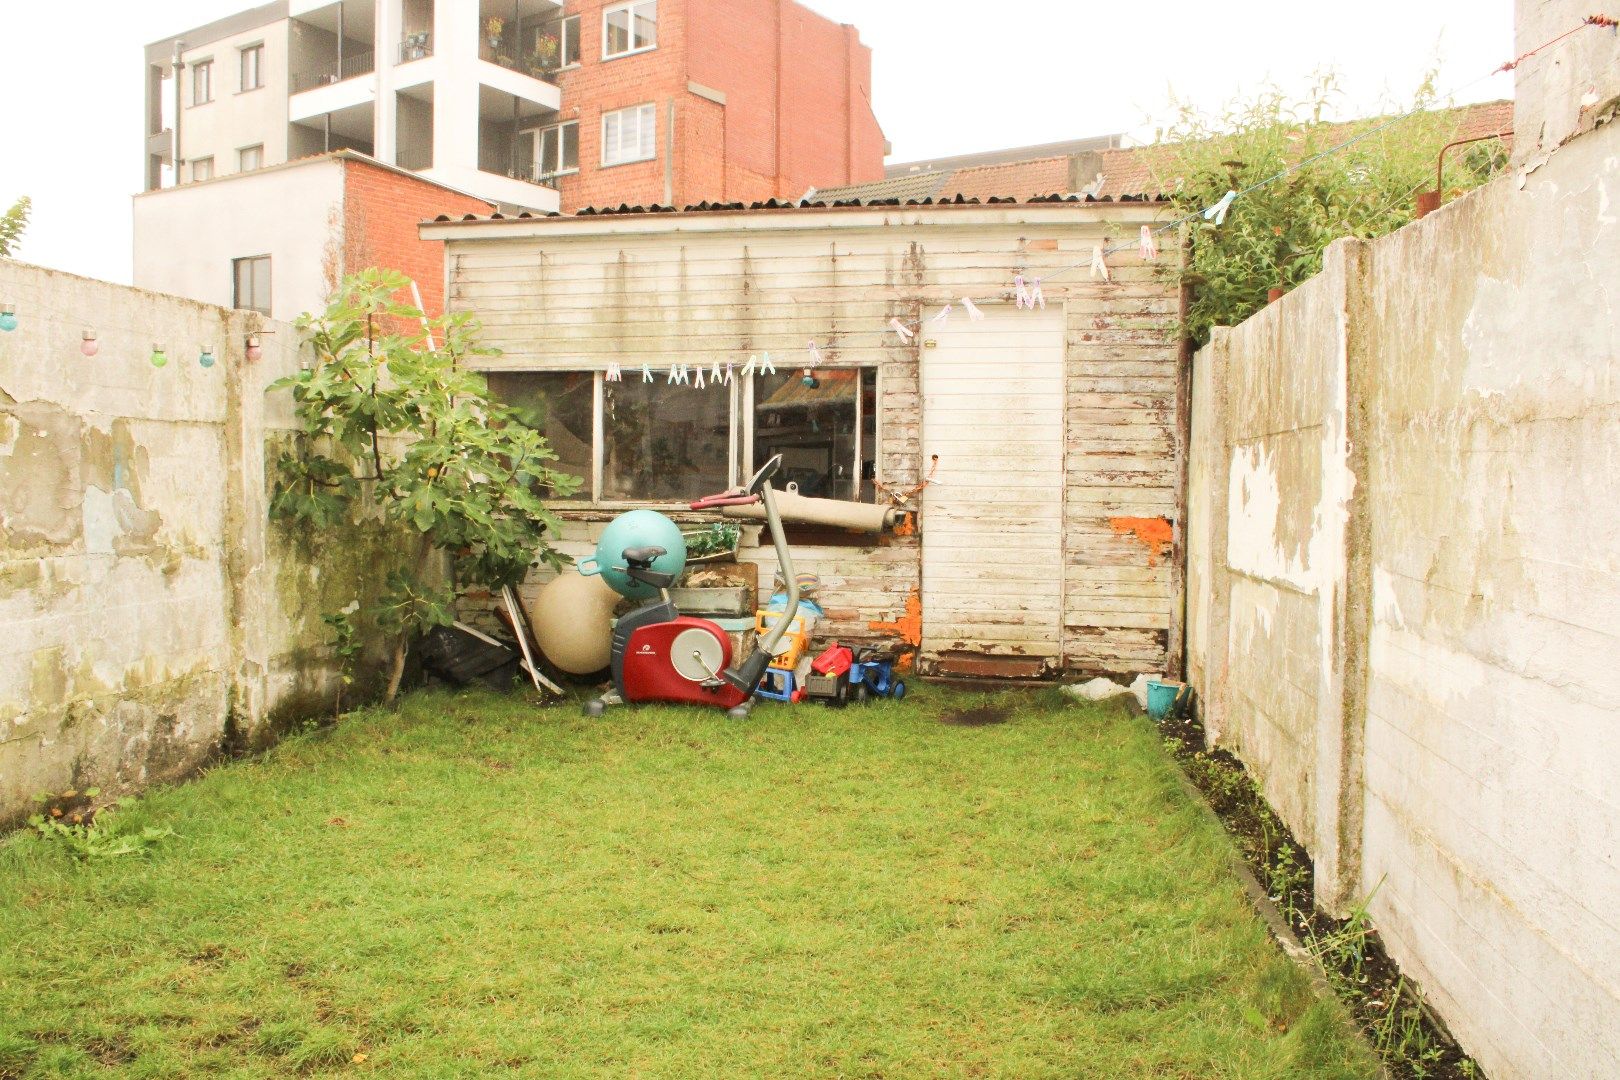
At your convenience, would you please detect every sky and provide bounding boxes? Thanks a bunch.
[0,0,1514,285]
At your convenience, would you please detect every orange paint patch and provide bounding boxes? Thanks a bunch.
[1110,516,1174,566]
[869,588,923,648]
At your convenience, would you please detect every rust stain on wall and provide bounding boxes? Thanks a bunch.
[869,587,922,647]
[1110,516,1173,566]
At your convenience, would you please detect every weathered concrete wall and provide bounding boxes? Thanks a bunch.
[0,260,367,826]
[1186,118,1620,1079]
[1510,0,1620,167]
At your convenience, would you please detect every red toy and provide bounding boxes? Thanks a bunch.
[804,644,856,706]
[811,645,854,677]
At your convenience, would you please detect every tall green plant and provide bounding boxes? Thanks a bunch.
[0,196,30,258]
[271,269,581,703]
[1152,75,1507,346]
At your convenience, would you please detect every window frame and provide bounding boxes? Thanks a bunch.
[479,365,880,509]
[191,157,215,182]
[231,255,272,316]
[600,102,657,168]
[557,14,582,67]
[238,144,265,172]
[190,59,214,106]
[521,119,579,181]
[601,0,657,59]
[239,42,265,92]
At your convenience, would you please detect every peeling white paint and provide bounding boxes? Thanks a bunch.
[1373,565,1406,630]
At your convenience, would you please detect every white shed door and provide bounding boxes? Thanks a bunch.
[921,307,1065,667]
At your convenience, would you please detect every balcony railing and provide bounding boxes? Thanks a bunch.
[477,39,560,84]
[290,50,376,94]
[476,153,559,190]
[398,33,432,64]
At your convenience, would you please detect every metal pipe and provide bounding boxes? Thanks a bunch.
[1416,131,1511,217]
[171,41,184,185]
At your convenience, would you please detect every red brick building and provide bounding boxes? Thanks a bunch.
[547,0,885,209]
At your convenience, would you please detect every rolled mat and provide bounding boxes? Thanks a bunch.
[721,491,904,533]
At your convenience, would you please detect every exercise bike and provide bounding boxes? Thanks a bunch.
[582,456,800,719]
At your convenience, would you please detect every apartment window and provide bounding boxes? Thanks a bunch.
[232,256,271,316]
[603,1,656,58]
[601,104,656,167]
[239,144,264,171]
[524,120,578,180]
[558,15,581,66]
[484,367,877,505]
[240,44,264,91]
[191,157,215,182]
[191,60,213,105]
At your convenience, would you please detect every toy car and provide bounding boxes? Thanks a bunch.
[804,644,855,706]
[849,646,905,702]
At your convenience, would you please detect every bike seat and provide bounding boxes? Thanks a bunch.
[621,545,666,566]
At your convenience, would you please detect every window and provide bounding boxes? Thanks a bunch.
[191,60,213,105]
[603,1,656,58]
[232,256,271,316]
[240,44,264,90]
[484,367,878,505]
[523,121,578,180]
[239,144,264,171]
[482,372,593,500]
[558,15,581,66]
[752,368,877,502]
[601,103,656,167]
[191,157,214,182]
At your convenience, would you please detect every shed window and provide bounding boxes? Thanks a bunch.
[483,367,878,506]
[482,371,593,501]
[232,255,271,315]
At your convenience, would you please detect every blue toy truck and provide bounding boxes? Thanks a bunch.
[849,646,906,702]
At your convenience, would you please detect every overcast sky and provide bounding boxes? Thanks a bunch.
[0,0,1513,284]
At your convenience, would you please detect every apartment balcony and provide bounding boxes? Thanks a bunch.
[289,0,377,120]
[290,50,376,95]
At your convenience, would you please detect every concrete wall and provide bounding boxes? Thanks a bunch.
[1511,0,1620,166]
[0,259,381,828]
[1185,117,1620,1080]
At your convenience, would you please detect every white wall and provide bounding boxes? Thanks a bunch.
[132,157,345,322]
[178,20,293,176]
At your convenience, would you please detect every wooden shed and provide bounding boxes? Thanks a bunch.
[422,198,1186,679]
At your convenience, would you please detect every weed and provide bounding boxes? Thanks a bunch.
[28,792,175,862]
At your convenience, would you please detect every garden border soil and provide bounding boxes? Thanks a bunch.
[1150,702,1482,1080]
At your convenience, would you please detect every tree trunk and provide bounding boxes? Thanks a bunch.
[384,636,408,705]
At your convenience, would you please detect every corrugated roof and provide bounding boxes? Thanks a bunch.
[428,191,1170,225]
[805,172,950,204]
[883,133,1123,177]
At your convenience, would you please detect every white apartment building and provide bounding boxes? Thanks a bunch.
[143,0,566,213]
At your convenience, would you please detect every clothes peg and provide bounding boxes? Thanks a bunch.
[1140,225,1159,261]
[929,305,952,327]
[1090,246,1110,283]
[888,318,915,343]
[641,363,654,382]
[961,297,984,321]
[1203,189,1237,225]
[693,365,706,389]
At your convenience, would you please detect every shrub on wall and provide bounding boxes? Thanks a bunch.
[1152,75,1507,347]
[271,269,582,703]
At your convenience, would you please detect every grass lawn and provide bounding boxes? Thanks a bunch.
[0,686,1376,1079]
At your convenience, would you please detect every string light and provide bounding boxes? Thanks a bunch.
[80,329,99,357]
[0,306,16,333]
[198,346,217,368]
[150,344,168,368]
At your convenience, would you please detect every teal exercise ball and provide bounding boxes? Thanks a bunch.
[579,509,687,601]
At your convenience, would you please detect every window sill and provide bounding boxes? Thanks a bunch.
[600,155,656,169]
[236,85,265,95]
[602,44,657,62]
[186,101,214,109]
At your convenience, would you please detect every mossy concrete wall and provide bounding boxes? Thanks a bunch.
[1186,117,1620,1079]
[0,260,381,826]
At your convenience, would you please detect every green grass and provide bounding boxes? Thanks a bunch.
[0,687,1377,1079]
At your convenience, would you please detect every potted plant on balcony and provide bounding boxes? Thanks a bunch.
[528,33,560,79]
[485,16,505,50]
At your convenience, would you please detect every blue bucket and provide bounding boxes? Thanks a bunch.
[1145,678,1189,720]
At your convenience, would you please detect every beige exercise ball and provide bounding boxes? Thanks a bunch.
[523,572,620,675]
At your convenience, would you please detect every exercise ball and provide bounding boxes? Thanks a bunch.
[523,572,620,675]
[578,509,687,601]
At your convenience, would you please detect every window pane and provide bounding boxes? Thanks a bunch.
[562,16,580,64]
[604,379,729,502]
[252,258,271,315]
[633,2,657,48]
[605,8,631,54]
[637,105,656,159]
[561,123,578,170]
[484,372,594,501]
[753,368,875,501]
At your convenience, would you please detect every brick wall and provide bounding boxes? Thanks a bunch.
[552,0,884,210]
[341,159,494,316]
